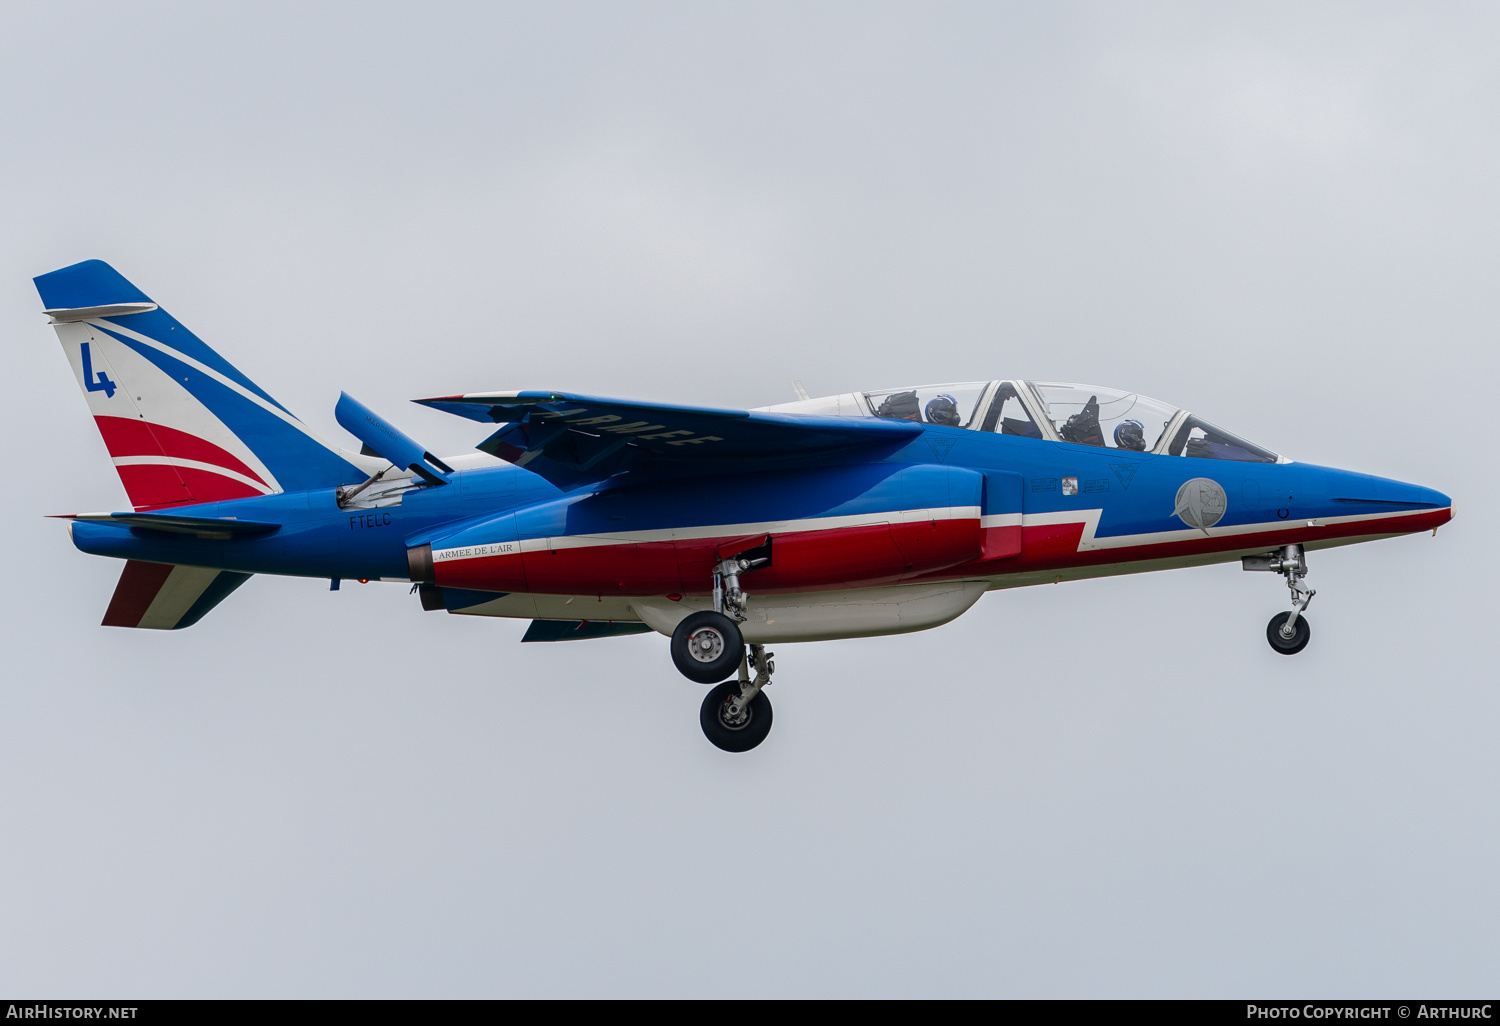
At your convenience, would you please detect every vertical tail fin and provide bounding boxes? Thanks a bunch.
[36,260,365,510]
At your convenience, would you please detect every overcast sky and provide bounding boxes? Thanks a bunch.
[1,1,1495,997]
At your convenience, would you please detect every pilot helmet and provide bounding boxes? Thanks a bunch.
[1113,418,1146,451]
[925,394,961,427]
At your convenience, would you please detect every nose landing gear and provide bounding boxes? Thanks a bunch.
[1243,544,1316,655]
[1266,610,1310,655]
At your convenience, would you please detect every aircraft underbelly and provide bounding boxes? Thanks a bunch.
[445,581,989,644]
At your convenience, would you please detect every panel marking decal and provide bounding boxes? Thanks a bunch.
[1174,477,1228,533]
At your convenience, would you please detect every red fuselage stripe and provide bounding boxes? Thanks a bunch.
[431,506,1452,596]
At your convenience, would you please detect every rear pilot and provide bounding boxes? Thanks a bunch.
[925,394,961,427]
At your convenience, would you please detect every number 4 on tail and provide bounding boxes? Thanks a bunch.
[80,342,117,398]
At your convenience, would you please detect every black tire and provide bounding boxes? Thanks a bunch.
[670,611,745,684]
[699,680,773,753]
[1266,611,1311,655]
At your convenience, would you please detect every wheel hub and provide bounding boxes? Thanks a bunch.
[688,627,724,663]
[718,696,752,729]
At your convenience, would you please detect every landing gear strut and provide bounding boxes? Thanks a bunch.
[1243,544,1316,655]
[670,544,775,748]
[700,645,775,752]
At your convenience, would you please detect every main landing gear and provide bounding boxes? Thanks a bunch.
[669,549,775,751]
[700,646,775,753]
[1243,544,1316,655]
[670,610,744,683]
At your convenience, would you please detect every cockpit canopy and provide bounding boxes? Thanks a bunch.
[760,380,1281,463]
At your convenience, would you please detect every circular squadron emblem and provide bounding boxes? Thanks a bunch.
[1174,477,1227,533]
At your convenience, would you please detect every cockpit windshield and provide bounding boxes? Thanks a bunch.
[758,378,1281,462]
[1027,382,1179,452]
[864,382,989,428]
[1024,381,1278,462]
[1164,416,1278,463]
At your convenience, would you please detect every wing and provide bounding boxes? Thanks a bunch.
[521,619,655,642]
[414,391,923,488]
[55,512,281,538]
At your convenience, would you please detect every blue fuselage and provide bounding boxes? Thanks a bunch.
[68,426,1453,593]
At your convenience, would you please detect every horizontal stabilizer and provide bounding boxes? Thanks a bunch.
[61,512,280,538]
[521,619,654,642]
[102,560,252,630]
[46,302,158,323]
[335,392,452,485]
[414,390,922,488]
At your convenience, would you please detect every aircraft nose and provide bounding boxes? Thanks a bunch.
[1321,468,1453,524]
[1414,484,1452,511]
[1408,484,1454,525]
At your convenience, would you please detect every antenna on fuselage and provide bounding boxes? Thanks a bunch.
[792,379,810,401]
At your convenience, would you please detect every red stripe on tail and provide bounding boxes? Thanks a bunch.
[94,416,268,486]
[119,465,263,511]
[113,463,195,511]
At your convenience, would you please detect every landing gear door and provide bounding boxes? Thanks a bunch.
[981,470,1022,559]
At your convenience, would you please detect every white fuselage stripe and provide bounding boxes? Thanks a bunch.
[433,505,982,562]
[1021,505,1441,551]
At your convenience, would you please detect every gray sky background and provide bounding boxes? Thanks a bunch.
[0,1,1495,997]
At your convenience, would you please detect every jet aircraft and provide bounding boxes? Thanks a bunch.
[39,260,1453,751]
